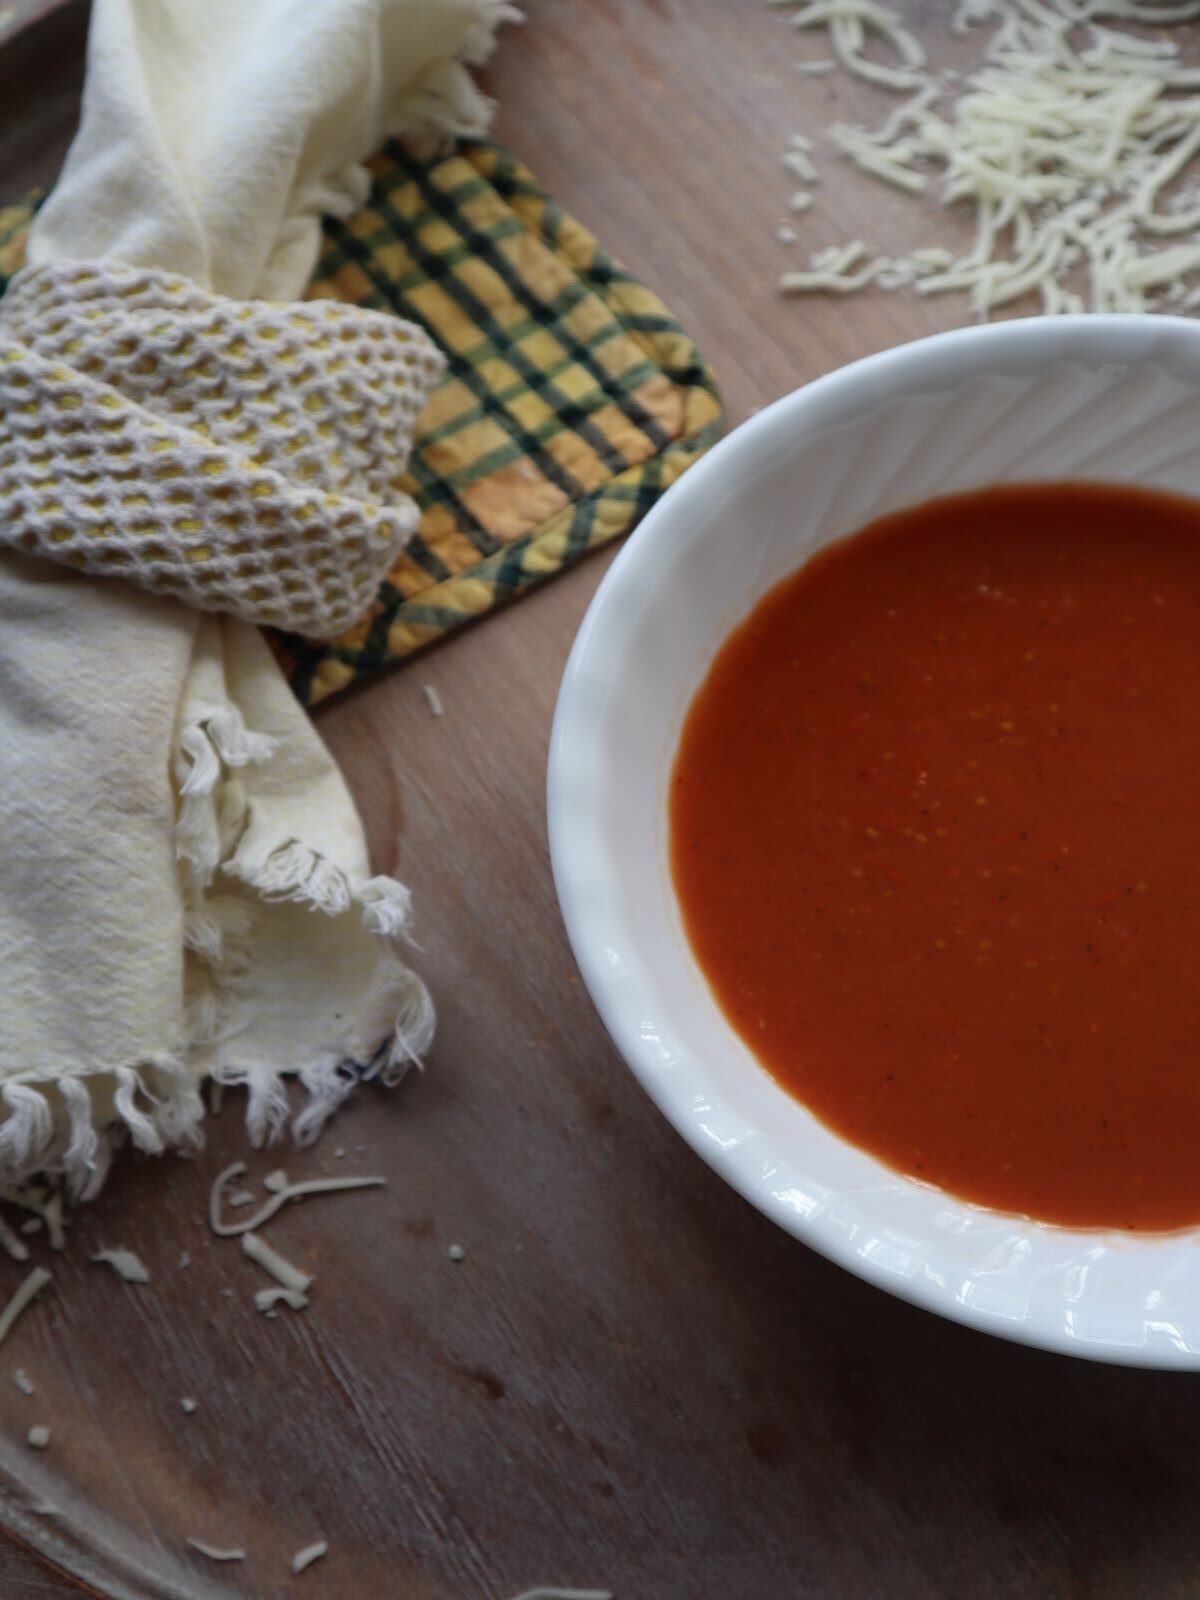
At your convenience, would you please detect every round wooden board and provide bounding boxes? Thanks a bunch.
[5,3,1200,1598]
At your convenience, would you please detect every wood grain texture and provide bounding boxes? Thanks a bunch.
[0,0,75,50]
[0,1,83,194]
[4,1,1200,1597]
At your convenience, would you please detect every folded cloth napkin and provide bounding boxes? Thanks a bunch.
[0,0,517,1198]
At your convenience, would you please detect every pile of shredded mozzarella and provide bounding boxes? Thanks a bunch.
[772,0,1200,314]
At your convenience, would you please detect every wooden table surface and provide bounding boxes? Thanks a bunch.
[4,1,1200,1596]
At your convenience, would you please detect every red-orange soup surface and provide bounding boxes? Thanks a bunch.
[670,482,1200,1232]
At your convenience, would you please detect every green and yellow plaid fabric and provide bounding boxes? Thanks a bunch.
[0,141,722,706]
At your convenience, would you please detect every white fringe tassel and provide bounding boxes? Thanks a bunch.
[388,0,524,155]
[0,1059,206,1202]
[0,694,430,1199]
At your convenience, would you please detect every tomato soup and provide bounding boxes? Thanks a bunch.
[670,483,1200,1232]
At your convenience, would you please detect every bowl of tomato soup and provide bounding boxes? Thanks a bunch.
[549,316,1200,1366]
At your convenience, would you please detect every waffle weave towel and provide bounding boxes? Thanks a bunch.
[0,0,516,1198]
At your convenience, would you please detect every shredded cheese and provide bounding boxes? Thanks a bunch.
[780,259,892,290]
[773,0,1200,315]
[508,1591,614,1600]
[292,1540,329,1574]
[91,1249,150,1284]
[186,1539,246,1563]
[254,1286,310,1313]
[13,1369,33,1396]
[771,0,927,88]
[242,1231,313,1293]
[181,1397,198,1414]
[209,1161,385,1237]
[423,683,445,718]
[25,1426,49,1450]
[447,1243,467,1262]
[43,1192,64,1252]
[783,147,820,180]
[0,1189,64,1251]
[0,1268,51,1349]
[0,1219,29,1264]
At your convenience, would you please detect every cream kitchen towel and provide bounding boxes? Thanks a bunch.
[0,0,517,1199]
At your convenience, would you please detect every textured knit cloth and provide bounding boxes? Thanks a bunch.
[0,147,725,706]
[0,0,518,1198]
[0,265,442,635]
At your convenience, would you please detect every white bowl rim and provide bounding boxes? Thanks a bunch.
[548,313,1200,1369]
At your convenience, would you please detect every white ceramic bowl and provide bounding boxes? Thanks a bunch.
[548,314,1200,1369]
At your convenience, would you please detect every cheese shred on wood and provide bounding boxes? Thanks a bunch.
[508,1591,614,1600]
[254,1285,310,1313]
[292,1540,329,1574]
[242,1231,313,1293]
[0,1269,51,1349]
[186,1539,246,1563]
[772,0,1200,314]
[209,1160,384,1236]
[91,1248,150,1284]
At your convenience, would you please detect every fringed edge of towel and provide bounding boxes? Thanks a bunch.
[386,0,524,156]
[0,1060,206,1203]
[311,0,523,228]
[206,963,435,1152]
[0,698,431,1204]
[176,702,435,1157]
[0,690,434,1200]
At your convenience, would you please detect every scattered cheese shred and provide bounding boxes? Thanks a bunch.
[292,1540,329,1574]
[91,1249,150,1284]
[508,1590,614,1600]
[13,1369,33,1396]
[25,1426,50,1450]
[0,1268,51,1349]
[423,683,445,718]
[209,1161,385,1238]
[43,1192,64,1252]
[242,1231,312,1294]
[783,146,820,180]
[772,0,926,88]
[254,1286,310,1313]
[181,1397,198,1414]
[773,0,1200,315]
[186,1539,246,1563]
[0,1189,64,1250]
[0,1218,30,1264]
